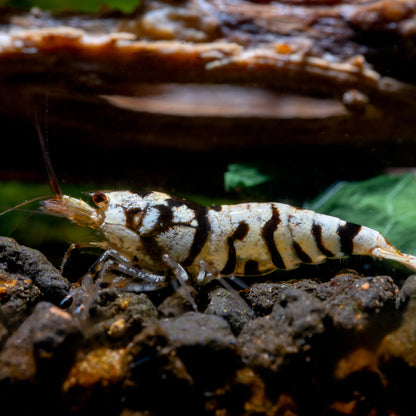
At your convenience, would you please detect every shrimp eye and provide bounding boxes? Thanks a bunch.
[92,192,108,205]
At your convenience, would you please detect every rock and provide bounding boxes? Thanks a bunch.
[0,237,70,304]
[83,288,159,343]
[377,274,416,414]
[204,287,253,334]
[0,302,81,414]
[161,312,235,351]
[122,325,193,413]
[0,238,412,415]
[316,273,400,332]
[119,410,160,416]
[62,347,126,413]
[0,271,41,334]
[332,347,380,382]
[157,285,198,317]
[210,368,276,416]
[0,322,7,347]
[397,273,416,304]
[0,301,81,383]
[238,289,326,372]
[244,279,319,316]
[161,312,238,389]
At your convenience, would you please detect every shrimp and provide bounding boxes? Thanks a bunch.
[40,189,416,287]
[4,115,416,293]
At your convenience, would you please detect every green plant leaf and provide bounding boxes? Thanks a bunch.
[306,173,416,255]
[1,0,139,13]
[224,163,272,192]
[0,181,97,248]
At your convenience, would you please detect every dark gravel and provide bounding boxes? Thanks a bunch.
[0,238,414,415]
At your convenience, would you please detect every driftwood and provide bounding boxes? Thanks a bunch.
[1,7,416,414]
[0,0,415,155]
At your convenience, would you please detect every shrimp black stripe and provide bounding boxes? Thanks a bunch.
[261,205,286,270]
[311,221,335,257]
[292,241,313,263]
[338,222,362,255]
[182,205,210,268]
[221,221,250,275]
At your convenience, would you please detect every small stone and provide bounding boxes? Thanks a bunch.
[0,301,81,383]
[397,274,416,304]
[378,288,416,371]
[157,285,198,317]
[63,347,125,395]
[161,312,236,351]
[161,312,238,389]
[238,289,326,372]
[244,279,318,316]
[205,287,253,334]
[0,272,41,331]
[316,273,399,331]
[122,324,193,411]
[0,237,70,304]
[84,289,158,342]
[333,347,379,381]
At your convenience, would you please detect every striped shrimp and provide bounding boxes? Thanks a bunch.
[40,189,416,290]
[5,117,416,295]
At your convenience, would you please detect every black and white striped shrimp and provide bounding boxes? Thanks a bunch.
[39,189,416,288]
[4,116,416,292]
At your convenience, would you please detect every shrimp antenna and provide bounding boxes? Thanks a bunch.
[0,195,52,217]
[0,110,59,217]
[35,111,62,199]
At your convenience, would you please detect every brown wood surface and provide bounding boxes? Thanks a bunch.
[0,0,415,187]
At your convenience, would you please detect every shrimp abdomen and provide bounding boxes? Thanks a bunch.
[193,202,416,276]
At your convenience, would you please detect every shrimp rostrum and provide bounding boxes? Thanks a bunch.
[41,190,416,289]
